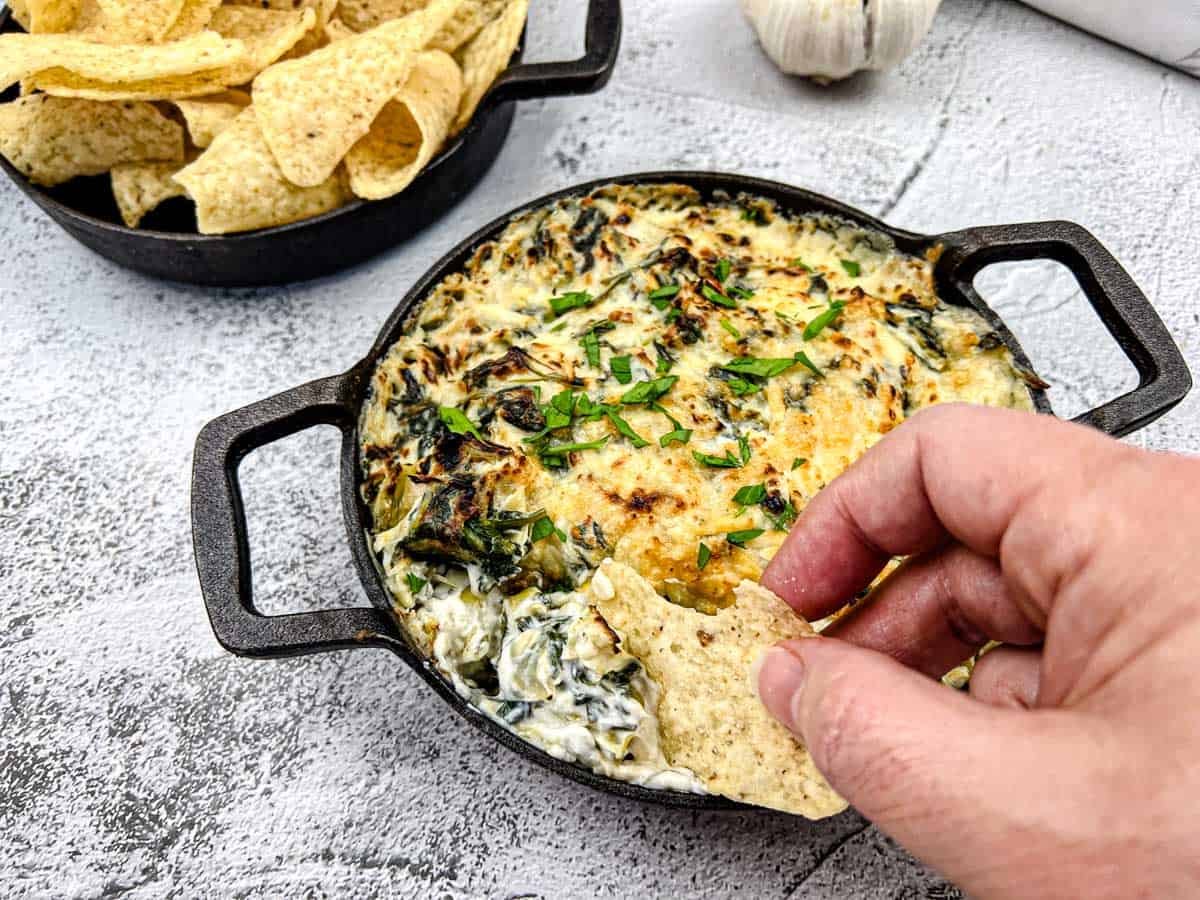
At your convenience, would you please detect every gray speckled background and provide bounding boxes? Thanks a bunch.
[3,1,1199,897]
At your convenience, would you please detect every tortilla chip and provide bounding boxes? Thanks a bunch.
[251,0,460,187]
[428,0,506,54]
[223,0,336,57]
[283,0,338,58]
[345,49,461,200]
[170,89,250,147]
[29,6,314,100]
[0,94,183,186]
[110,158,188,227]
[8,0,32,30]
[592,561,848,819]
[73,0,186,43]
[173,107,349,233]
[452,0,524,132]
[227,0,334,8]
[27,0,80,32]
[162,0,222,40]
[334,0,504,54]
[322,17,357,42]
[0,30,245,92]
[334,0,426,33]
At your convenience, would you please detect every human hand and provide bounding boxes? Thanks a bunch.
[756,404,1200,899]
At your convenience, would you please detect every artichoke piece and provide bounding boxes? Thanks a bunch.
[490,386,546,433]
[433,430,512,472]
[364,459,418,532]
[402,479,546,580]
[401,478,483,566]
[368,474,404,532]
[464,347,571,388]
[886,299,947,372]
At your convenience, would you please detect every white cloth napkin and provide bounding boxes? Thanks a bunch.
[1023,0,1200,76]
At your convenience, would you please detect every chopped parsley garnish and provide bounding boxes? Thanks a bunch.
[729,481,797,530]
[605,408,649,448]
[840,260,861,278]
[575,394,607,421]
[794,351,822,377]
[732,483,767,506]
[727,377,762,397]
[697,542,712,570]
[803,301,846,341]
[530,517,555,542]
[538,407,571,433]
[720,318,742,339]
[693,449,741,468]
[549,290,595,316]
[701,283,738,309]
[523,390,575,443]
[648,283,680,301]
[792,457,808,470]
[531,388,576,432]
[728,285,755,300]
[580,320,615,367]
[715,258,732,284]
[581,330,601,367]
[530,516,567,543]
[738,434,752,464]
[610,355,633,384]
[720,357,798,379]
[540,436,610,457]
[766,499,798,531]
[405,573,427,594]
[654,341,675,373]
[793,258,812,272]
[620,375,678,405]
[727,528,765,546]
[551,389,577,416]
[438,406,484,441]
[660,427,692,448]
[717,354,821,395]
[651,403,692,447]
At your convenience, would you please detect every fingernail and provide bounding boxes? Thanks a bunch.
[755,644,807,733]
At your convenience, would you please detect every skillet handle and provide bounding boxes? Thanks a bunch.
[487,0,622,103]
[936,221,1191,438]
[191,373,400,659]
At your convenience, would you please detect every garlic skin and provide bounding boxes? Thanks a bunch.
[741,0,943,81]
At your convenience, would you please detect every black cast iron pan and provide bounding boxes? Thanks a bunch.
[0,1,621,286]
[191,172,1192,811]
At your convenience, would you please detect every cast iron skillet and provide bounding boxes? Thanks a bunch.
[0,1,621,286]
[191,172,1192,810]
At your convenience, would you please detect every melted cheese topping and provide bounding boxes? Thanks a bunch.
[360,183,1037,791]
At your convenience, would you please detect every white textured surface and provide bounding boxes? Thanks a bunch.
[2,1,1199,897]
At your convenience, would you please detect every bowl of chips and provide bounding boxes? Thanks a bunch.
[0,0,621,286]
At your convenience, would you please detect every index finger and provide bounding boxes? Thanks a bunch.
[760,403,1129,621]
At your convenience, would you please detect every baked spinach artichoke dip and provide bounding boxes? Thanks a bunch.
[359,183,1038,817]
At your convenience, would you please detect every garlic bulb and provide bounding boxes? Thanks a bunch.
[741,0,943,81]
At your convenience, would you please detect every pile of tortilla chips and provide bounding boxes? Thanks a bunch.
[0,0,528,231]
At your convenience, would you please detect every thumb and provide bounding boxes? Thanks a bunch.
[757,637,1115,886]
